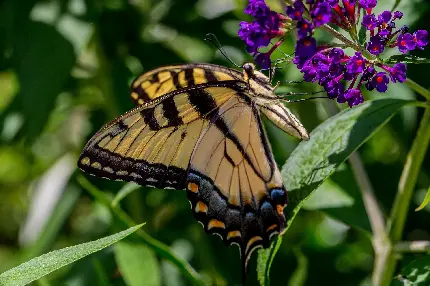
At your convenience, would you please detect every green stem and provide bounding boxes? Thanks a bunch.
[378,107,430,285]
[320,25,376,60]
[405,78,430,101]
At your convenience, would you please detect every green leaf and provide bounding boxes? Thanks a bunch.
[383,54,430,64]
[0,224,144,286]
[358,24,367,45]
[416,185,430,211]
[282,99,412,221]
[13,21,75,141]
[256,98,413,281]
[115,242,161,286]
[257,236,282,286]
[112,183,141,207]
[392,256,430,285]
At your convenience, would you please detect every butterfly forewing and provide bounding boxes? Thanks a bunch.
[130,63,243,105]
[78,82,241,189]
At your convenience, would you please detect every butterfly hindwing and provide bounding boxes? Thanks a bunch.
[186,93,287,270]
[130,63,243,105]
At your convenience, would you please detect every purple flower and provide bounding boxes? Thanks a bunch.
[244,0,270,19]
[295,36,317,58]
[367,35,385,55]
[397,33,416,53]
[378,11,392,26]
[254,52,271,69]
[297,20,314,38]
[286,0,305,20]
[343,88,364,107]
[238,21,267,53]
[413,30,429,50]
[324,78,345,99]
[328,48,344,64]
[371,72,390,92]
[393,11,403,20]
[359,0,377,9]
[388,63,407,83]
[361,65,376,81]
[311,2,332,27]
[362,14,378,30]
[301,65,317,82]
[327,0,339,7]
[346,52,366,74]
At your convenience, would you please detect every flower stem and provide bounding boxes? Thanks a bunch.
[320,24,376,60]
[395,241,430,253]
[324,100,391,286]
[405,78,430,101]
[377,107,430,285]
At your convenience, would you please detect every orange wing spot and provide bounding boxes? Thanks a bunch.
[208,219,225,230]
[227,230,241,240]
[277,204,285,216]
[137,99,144,105]
[266,224,278,232]
[187,182,199,193]
[267,182,280,189]
[194,201,208,213]
[245,236,263,254]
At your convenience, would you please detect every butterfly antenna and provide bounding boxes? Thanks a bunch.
[205,33,241,68]
[277,90,326,99]
[285,96,330,102]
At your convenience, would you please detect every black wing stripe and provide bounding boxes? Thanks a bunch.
[134,84,150,102]
[162,96,183,126]
[204,68,218,82]
[170,70,182,90]
[185,68,195,87]
[188,88,217,116]
[141,108,160,130]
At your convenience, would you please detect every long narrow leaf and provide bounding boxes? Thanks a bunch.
[0,224,144,286]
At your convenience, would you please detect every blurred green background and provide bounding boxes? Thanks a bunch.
[1,0,430,285]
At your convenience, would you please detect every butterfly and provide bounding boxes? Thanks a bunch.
[78,62,309,279]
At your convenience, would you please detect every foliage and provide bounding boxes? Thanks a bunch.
[0,0,430,285]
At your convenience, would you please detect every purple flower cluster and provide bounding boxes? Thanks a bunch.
[300,48,407,107]
[238,0,287,54]
[362,10,428,55]
[238,0,429,107]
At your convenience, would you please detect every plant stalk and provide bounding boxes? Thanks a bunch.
[377,107,430,286]
[395,241,430,253]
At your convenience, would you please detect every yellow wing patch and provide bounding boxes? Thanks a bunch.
[130,63,242,105]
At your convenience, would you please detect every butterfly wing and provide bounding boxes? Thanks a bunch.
[186,93,287,272]
[79,79,286,275]
[130,63,243,105]
[78,82,242,189]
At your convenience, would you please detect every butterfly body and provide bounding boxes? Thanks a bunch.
[78,62,308,277]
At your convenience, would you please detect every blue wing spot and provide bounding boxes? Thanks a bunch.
[270,188,287,205]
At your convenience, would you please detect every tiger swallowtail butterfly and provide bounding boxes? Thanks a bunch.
[78,62,309,280]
